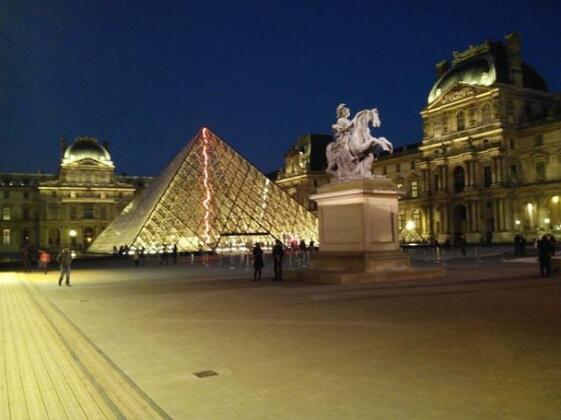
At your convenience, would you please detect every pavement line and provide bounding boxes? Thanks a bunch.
[19,274,172,420]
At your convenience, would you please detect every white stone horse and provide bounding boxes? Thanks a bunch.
[326,108,393,179]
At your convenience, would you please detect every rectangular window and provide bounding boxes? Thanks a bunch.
[83,204,94,219]
[2,229,10,245]
[536,162,546,182]
[411,181,418,198]
[396,164,401,172]
[2,207,10,221]
[484,166,492,187]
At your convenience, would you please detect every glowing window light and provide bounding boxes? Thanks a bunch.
[202,128,212,244]
[527,203,534,213]
[553,196,559,204]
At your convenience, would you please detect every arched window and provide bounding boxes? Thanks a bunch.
[481,104,491,124]
[453,166,465,193]
[456,111,466,131]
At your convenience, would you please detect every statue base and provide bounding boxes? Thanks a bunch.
[291,177,443,284]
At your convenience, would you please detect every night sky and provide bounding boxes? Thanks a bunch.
[1,0,560,176]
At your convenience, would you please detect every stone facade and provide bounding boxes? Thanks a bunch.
[0,137,151,254]
[373,33,561,244]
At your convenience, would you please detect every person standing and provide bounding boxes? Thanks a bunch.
[252,242,264,281]
[38,249,51,274]
[272,239,285,281]
[538,235,554,277]
[56,247,73,287]
[172,243,178,265]
[133,247,140,267]
[459,234,467,256]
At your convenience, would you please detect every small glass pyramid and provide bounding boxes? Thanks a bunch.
[89,128,318,253]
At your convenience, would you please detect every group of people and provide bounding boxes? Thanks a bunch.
[252,239,286,281]
[20,245,52,274]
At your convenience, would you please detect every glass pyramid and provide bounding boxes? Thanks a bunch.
[89,128,318,253]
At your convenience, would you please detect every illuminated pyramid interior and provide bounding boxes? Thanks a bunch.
[89,128,318,253]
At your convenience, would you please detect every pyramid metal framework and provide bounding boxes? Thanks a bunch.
[89,128,318,253]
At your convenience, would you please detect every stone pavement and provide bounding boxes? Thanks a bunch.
[0,272,170,419]
[2,257,561,419]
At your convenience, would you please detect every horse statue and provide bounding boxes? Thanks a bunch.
[326,105,393,180]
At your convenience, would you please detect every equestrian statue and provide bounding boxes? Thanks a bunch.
[326,103,393,180]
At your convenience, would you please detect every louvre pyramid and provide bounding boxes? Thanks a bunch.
[89,128,318,253]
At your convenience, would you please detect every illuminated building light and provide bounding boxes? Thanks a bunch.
[202,128,212,244]
[527,203,534,213]
[553,196,560,204]
[544,218,551,224]
[515,220,521,225]
[405,220,416,230]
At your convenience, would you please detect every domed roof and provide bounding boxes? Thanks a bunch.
[428,37,549,104]
[63,137,112,164]
[428,54,497,103]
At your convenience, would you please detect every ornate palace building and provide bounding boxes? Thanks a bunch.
[0,137,151,254]
[275,134,332,214]
[278,33,561,243]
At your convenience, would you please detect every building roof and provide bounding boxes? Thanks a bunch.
[63,137,112,165]
[428,34,548,104]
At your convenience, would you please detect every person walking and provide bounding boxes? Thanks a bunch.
[140,246,146,266]
[38,249,51,274]
[56,247,73,287]
[272,239,285,281]
[252,242,264,281]
[538,234,554,277]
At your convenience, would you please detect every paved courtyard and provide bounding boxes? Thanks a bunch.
[2,255,561,419]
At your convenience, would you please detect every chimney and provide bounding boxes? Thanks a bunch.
[504,32,523,88]
[435,60,449,78]
[60,137,67,159]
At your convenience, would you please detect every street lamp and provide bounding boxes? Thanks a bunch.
[544,218,551,225]
[69,229,77,238]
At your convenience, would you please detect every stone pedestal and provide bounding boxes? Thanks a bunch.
[293,177,442,284]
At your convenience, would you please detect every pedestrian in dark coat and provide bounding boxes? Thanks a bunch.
[56,247,72,287]
[252,243,264,281]
[538,235,554,277]
[272,240,285,281]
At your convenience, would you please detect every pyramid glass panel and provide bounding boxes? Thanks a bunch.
[89,128,318,253]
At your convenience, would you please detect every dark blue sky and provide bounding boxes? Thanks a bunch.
[1,0,560,176]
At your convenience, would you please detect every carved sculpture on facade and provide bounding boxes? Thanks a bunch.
[326,104,393,180]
